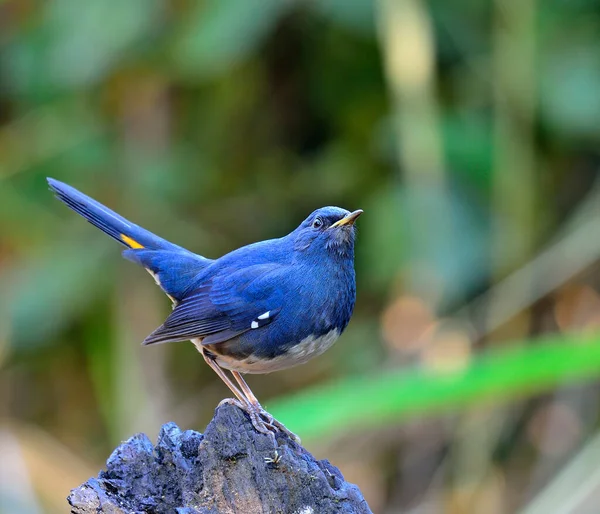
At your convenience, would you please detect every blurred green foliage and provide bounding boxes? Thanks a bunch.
[272,333,600,440]
[1,0,600,512]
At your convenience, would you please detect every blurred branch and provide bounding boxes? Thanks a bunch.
[520,429,600,514]
[376,0,444,182]
[491,0,537,271]
[488,0,538,329]
[270,332,600,442]
[451,1,539,505]
[12,423,97,513]
[0,428,42,514]
[376,0,450,304]
[523,385,600,510]
[108,277,166,444]
[459,178,600,339]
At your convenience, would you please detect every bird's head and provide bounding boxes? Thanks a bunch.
[292,206,363,257]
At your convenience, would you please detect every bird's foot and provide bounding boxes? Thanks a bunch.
[217,398,300,445]
[218,398,277,446]
[257,408,301,444]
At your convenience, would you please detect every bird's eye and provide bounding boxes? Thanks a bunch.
[312,217,323,229]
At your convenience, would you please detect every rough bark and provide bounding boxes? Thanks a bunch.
[68,403,372,513]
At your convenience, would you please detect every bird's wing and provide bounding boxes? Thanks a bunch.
[142,263,286,345]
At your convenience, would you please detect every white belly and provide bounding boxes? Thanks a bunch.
[193,329,341,374]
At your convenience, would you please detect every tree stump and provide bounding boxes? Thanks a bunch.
[68,403,372,513]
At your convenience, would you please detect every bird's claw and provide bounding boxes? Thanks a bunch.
[258,408,301,444]
[258,409,274,425]
[219,398,278,446]
[218,397,245,409]
[218,398,300,445]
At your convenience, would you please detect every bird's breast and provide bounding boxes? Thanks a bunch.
[199,328,341,374]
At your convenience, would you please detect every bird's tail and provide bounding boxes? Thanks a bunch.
[47,178,211,302]
[47,178,179,251]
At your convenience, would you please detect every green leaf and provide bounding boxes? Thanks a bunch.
[5,0,161,95]
[4,235,113,348]
[172,0,289,80]
[313,0,375,36]
[540,47,600,138]
[442,112,493,187]
[269,333,600,441]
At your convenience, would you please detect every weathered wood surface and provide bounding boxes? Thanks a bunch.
[68,403,372,513]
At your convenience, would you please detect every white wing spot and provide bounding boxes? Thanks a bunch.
[257,311,270,320]
[251,321,259,329]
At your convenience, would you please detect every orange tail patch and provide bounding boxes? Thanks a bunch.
[121,234,144,249]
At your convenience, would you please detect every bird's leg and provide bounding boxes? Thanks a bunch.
[231,370,301,444]
[201,351,276,444]
[230,370,262,407]
[201,352,247,403]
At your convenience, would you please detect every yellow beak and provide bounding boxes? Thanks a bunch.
[330,209,363,228]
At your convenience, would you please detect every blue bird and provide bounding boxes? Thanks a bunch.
[47,178,361,442]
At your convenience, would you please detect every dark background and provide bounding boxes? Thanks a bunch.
[1,1,600,512]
